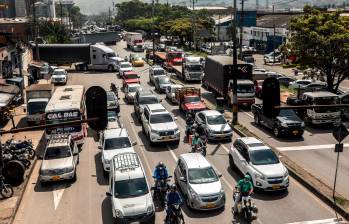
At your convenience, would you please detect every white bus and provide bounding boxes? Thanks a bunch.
[45,85,86,145]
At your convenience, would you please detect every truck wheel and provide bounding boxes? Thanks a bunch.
[254,115,261,125]
[273,126,280,137]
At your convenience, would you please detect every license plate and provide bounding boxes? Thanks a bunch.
[163,136,170,140]
[51,176,60,181]
[272,184,280,189]
[206,203,216,208]
[292,130,299,135]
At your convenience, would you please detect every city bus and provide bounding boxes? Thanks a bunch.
[45,85,86,145]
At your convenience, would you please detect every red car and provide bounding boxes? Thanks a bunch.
[123,71,140,88]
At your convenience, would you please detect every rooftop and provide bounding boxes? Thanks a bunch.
[256,14,297,28]
[104,128,129,139]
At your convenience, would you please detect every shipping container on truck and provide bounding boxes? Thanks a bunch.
[203,55,255,107]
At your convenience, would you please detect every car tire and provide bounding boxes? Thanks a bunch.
[71,171,77,182]
[254,115,261,125]
[142,124,145,134]
[229,155,236,170]
[273,126,280,137]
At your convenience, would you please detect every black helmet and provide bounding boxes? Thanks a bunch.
[170,184,177,191]
[158,161,164,168]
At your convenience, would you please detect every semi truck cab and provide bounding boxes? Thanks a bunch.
[228,79,255,108]
[88,44,118,71]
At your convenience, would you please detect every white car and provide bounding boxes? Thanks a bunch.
[99,128,136,176]
[174,153,225,210]
[229,137,289,191]
[106,152,155,223]
[106,111,121,129]
[124,83,142,104]
[117,62,133,78]
[289,80,312,89]
[195,110,233,141]
[166,84,183,104]
[141,104,180,145]
[149,66,166,85]
[51,68,67,84]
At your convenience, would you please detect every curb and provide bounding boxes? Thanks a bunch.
[233,125,349,221]
[8,132,45,224]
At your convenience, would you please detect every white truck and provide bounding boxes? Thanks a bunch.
[25,84,53,125]
[34,44,120,72]
[125,32,144,52]
[174,56,204,82]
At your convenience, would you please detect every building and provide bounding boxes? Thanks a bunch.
[0,0,16,18]
[14,0,26,17]
[35,1,50,18]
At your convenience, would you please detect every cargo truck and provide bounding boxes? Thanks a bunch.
[203,55,255,108]
[33,44,119,72]
[174,56,203,82]
[154,51,183,71]
[125,32,144,52]
[25,84,53,125]
[175,87,206,114]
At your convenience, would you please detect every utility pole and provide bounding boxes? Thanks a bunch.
[32,0,39,60]
[239,0,245,60]
[152,0,155,60]
[217,15,220,42]
[272,4,275,65]
[60,1,63,24]
[232,0,238,125]
[191,0,197,50]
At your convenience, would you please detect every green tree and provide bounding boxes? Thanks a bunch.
[289,5,349,92]
[39,21,71,44]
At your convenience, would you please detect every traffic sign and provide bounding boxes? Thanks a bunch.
[85,86,108,131]
[332,123,349,143]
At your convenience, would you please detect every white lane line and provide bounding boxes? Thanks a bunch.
[286,218,343,224]
[277,144,349,152]
[220,144,230,154]
[52,184,65,210]
[241,109,254,119]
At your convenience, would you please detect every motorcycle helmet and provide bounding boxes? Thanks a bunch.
[194,133,199,138]
[170,184,177,191]
[244,174,251,181]
[158,161,165,168]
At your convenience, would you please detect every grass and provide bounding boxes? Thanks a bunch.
[280,85,297,95]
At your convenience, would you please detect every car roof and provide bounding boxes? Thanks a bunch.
[121,61,131,65]
[53,68,65,72]
[103,128,129,139]
[146,103,166,112]
[152,66,164,70]
[170,84,183,88]
[47,134,71,148]
[124,71,137,75]
[201,110,221,117]
[180,153,211,169]
[127,83,141,88]
[112,153,144,180]
[238,137,270,151]
[296,79,312,83]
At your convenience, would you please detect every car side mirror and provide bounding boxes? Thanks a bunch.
[106,192,112,196]
[98,145,102,149]
[218,173,222,178]
[132,141,137,146]
[179,176,187,182]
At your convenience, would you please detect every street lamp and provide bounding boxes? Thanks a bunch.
[231,0,238,125]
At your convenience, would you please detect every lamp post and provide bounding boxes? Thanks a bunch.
[232,0,238,125]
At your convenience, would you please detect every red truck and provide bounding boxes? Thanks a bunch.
[154,51,183,71]
[175,87,206,114]
[123,71,140,88]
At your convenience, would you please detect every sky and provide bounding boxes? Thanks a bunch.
[75,0,346,15]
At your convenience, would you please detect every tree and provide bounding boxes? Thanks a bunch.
[39,21,71,44]
[289,6,349,92]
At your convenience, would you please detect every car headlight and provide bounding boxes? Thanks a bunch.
[280,122,288,128]
[147,205,154,214]
[189,188,198,199]
[115,209,123,218]
[255,172,265,180]
[301,122,305,127]
[283,169,289,179]
[220,188,225,197]
[40,169,50,175]
[63,167,74,173]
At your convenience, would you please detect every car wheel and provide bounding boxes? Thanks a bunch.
[273,126,280,137]
[71,171,77,182]
[229,155,236,170]
[254,115,261,125]
[142,124,145,133]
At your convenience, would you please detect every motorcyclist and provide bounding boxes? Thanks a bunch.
[165,184,184,223]
[191,133,202,152]
[185,113,195,126]
[233,174,253,214]
[153,162,169,189]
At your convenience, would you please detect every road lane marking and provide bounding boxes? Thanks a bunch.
[220,144,230,154]
[241,109,254,119]
[286,218,343,224]
[52,183,66,210]
[277,144,349,152]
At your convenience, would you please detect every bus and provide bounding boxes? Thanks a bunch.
[45,85,86,145]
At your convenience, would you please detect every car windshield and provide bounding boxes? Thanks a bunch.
[249,149,279,165]
[139,96,158,104]
[107,111,117,121]
[159,77,170,84]
[187,65,202,72]
[150,114,173,124]
[53,70,65,76]
[279,109,297,117]
[107,52,116,57]
[188,167,218,184]
[184,96,200,103]
[237,84,254,93]
[114,178,149,198]
[107,93,115,101]
[121,63,131,68]
[44,146,71,160]
[128,86,141,92]
[28,101,47,114]
[105,137,131,149]
[125,74,138,79]
[154,69,165,76]
[207,115,226,125]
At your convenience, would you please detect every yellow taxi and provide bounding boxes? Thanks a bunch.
[131,55,145,67]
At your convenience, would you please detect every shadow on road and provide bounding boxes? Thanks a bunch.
[94,152,109,186]
[101,197,114,224]
[136,131,170,153]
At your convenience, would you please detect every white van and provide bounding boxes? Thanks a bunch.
[106,153,155,223]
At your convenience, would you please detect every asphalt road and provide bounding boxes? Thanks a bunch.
[13,41,339,224]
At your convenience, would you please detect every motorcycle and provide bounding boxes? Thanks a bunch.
[0,175,13,199]
[185,122,196,140]
[191,141,206,156]
[166,203,184,224]
[232,188,258,223]
[4,138,35,160]
[153,175,172,206]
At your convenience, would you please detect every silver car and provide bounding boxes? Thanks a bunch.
[40,134,79,182]
[174,153,225,210]
[166,84,183,104]
[124,83,142,104]
[154,76,171,93]
[195,110,233,141]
